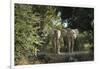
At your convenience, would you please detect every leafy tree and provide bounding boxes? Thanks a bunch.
[15,4,60,64]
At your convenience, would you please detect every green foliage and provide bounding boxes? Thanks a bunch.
[15,4,43,64]
[15,4,59,65]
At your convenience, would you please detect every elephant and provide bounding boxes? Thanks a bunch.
[62,28,79,53]
[50,28,79,54]
[51,29,61,54]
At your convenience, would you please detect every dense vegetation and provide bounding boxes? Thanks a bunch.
[15,4,94,65]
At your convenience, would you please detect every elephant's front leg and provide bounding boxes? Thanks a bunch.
[52,37,56,54]
[63,37,68,52]
[71,39,74,53]
[68,40,71,53]
[55,38,57,54]
[57,39,61,54]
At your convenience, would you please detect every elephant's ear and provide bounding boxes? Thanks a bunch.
[61,29,67,37]
[72,29,79,39]
[75,29,79,35]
